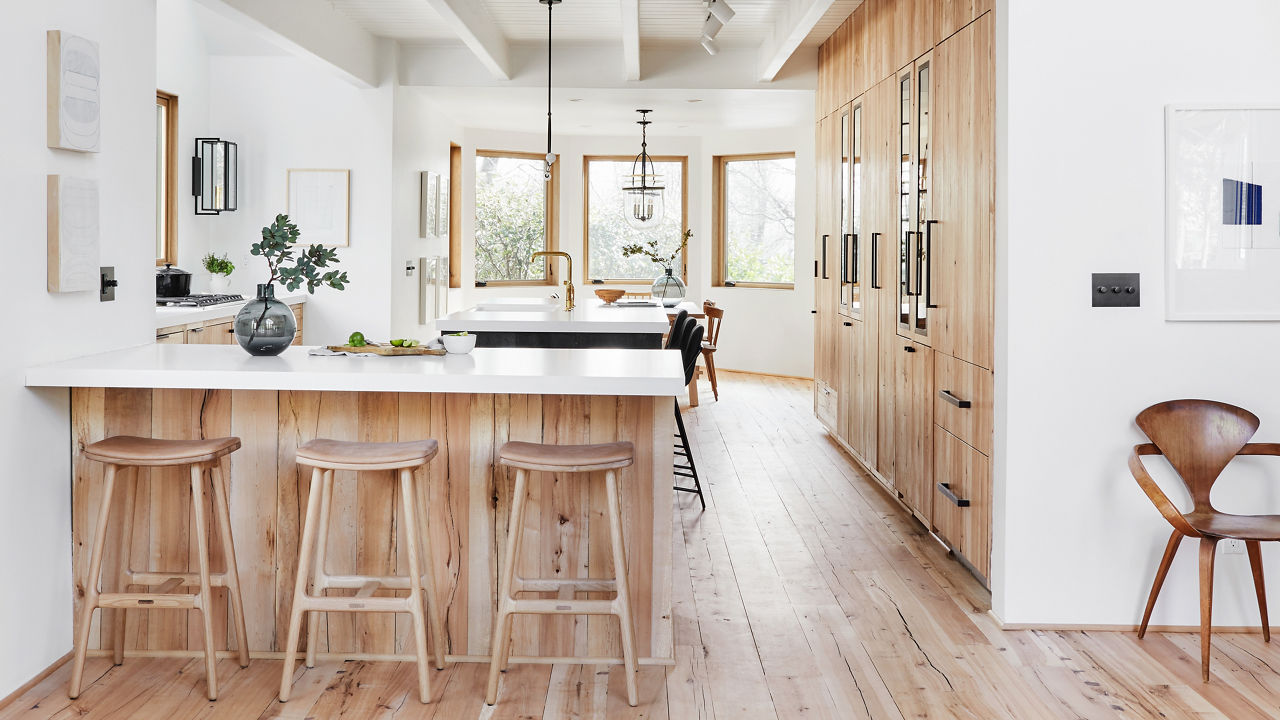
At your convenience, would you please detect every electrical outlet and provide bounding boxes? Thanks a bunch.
[1223,539,1246,555]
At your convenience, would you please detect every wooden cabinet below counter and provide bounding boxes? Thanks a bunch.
[156,303,304,346]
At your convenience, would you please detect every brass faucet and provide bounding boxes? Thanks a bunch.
[532,251,574,311]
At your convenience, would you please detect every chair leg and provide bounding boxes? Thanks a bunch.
[605,470,639,707]
[305,470,334,669]
[1247,540,1270,642]
[413,472,448,671]
[112,466,137,666]
[702,349,719,401]
[1138,530,1182,639]
[280,468,325,703]
[69,464,117,699]
[190,464,220,700]
[674,401,705,510]
[1199,537,1219,683]
[486,468,528,706]
[210,463,250,668]
[399,469,434,703]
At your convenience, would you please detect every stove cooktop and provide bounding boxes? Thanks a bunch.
[157,294,245,308]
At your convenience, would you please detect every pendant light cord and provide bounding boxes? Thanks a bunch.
[546,0,552,160]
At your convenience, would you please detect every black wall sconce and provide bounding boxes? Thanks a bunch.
[192,137,237,215]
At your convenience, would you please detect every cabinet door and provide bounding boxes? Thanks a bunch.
[932,13,994,371]
[895,0,935,69]
[204,320,237,345]
[184,325,208,344]
[935,0,993,45]
[933,428,991,580]
[894,341,933,520]
[837,104,853,318]
[837,319,858,448]
[814,115,839,407]
[156,329,185,344]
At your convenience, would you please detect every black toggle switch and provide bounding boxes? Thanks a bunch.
[1092,273,1140,307]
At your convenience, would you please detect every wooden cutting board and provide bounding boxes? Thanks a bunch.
[325,344,446,356]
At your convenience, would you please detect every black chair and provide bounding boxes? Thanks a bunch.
[666,309,691,350]
[674,323,705,509]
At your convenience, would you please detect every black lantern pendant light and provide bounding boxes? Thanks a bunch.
[540,0,560,182]
[623,110,665,230]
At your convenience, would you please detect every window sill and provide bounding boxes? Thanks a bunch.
[715,282,795,290]
[474,279,555,288]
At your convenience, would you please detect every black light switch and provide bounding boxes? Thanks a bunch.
[100,266,117,302]
[1092,272,1139,307]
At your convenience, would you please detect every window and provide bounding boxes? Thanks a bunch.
[712,153,796,288]
[584,156,687,283]
[448,143,462,288]
[155,90,177,265]
[474,150,558,286]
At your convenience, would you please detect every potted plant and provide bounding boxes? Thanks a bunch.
[202,252,235,294]
[234,214,349,356]
[622,228,691,307]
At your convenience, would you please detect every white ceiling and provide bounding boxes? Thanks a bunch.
[329,0,860,49]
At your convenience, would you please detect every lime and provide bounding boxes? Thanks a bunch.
[390,339,406,347]
[405,339,420,347]
[348,331,366,347]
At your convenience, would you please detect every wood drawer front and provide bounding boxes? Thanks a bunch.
[816,381,838,430]
[933,428,991,581]
[933,352,992,456]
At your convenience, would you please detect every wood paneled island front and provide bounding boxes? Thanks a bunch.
[27,345,683,665]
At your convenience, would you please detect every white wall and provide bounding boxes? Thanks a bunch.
[455,126,815,378]
[204,54,395,344]
[996,0,1280,627]
[0,0,157,698]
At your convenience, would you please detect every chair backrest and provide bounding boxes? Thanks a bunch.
[681,324,704,386]
[1135,399,1261,510]
[666,310,690,349]
[703,302,724,346]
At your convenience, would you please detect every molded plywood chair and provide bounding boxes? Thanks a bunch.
[1131,399,1280,682]
[700,301,724,401]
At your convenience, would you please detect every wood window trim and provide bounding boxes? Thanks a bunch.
[712,151,797,290]
[582,155,689,285]
[474,149,559,288]
[448,143,462,288]
[156,90,178,267]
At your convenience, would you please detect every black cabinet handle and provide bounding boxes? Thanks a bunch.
[870,233,881,288]
[939,389,971,408]
[937,482,971,507]
[843,321,852,326]
[811,310,817,314]
[903,345,915,353]
[839,232,848,285]
[914,229,924,297]
[814,260,819,278]
[925,220,938,308]
[821,235,829,279]
[851,233,859,284]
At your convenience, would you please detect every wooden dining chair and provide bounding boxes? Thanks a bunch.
[1130,398,1280,682]
[700,301,724,401]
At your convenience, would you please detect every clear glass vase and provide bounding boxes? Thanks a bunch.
[234,284,296,356]
[651,268,686,308]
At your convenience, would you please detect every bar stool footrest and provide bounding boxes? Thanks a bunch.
[298,595,414,613]
[507,598,618,615]
[513,577,617,593]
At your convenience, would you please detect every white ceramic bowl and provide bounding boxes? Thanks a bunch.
[442,333,477,354]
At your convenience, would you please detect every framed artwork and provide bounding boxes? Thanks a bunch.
[47,31,101,153]
[420,171,440,238]
[1166,106,1280,320]
[287,169,350,247]
[437,177,450,238]
[47,175,100,292]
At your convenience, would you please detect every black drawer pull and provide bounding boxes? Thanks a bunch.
[903,345,915,353]
[821,234,829,279]
[138,599,155,605]
[843,321,852,327]
[939,389,971,408]
[811,310,817,314]
[938,482,970,507]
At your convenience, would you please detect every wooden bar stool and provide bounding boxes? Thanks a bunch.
[70,435,249,701]
[280,438,447,704]
[486,440,639,707]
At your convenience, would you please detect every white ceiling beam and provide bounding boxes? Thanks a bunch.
[758,0,838,81]
[423,0,511,80]
[620,0,641,81]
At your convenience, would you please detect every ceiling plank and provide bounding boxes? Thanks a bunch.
[422,0,511,80]
[758,0,838,81]
[620,0,640,81]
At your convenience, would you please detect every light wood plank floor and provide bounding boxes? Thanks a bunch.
[7,372,1280,719]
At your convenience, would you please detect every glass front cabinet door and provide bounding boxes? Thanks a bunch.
[897,54,934,344]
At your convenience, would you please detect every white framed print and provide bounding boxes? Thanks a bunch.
[288,169,350,247]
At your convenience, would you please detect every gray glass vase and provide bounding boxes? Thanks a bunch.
[651,268,686,307]
[234,284,296,356]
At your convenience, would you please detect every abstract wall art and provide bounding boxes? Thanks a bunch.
[47,175,100,293]
[47,30,100,153]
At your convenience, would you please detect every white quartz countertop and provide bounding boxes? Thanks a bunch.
[156,293,307,330]
[25,344,684,397]
[436,298,670,334]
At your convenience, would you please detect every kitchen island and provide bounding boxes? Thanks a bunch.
[26,344,682,665]
[437,297,671,349]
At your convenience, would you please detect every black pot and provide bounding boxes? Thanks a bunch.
[156,263,192,297]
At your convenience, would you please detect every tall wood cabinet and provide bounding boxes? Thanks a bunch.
[814,0,995,584]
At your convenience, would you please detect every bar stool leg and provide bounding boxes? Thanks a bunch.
[69,463,117,699]
[605,469,639,707]
[305,469,334,669]
[210,462,250,668]
[498,470,530,674]
[112,466,137,666]
[190,463,220,700]
[414,473,448,671]
[280,467,325,702]
[486,468,528,706]
[399,469,433,703]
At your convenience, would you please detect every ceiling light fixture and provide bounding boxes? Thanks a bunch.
[539,0,561,182]
[622,109,665,230]
[707,0,735,24]
[700,36,719,55]
[700,1,731,56]
[701,14,723,39]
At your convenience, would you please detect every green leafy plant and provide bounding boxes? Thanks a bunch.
[621,228,692,272]
[250,214,349,292]
[202,252,235,276]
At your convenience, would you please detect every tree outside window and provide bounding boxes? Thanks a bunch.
[474,151,556,285]
[585,157,687,282]
[715,154,796,287]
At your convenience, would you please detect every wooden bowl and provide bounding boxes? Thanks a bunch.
[595,289,626,305]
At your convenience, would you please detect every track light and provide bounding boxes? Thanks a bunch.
[707,0,735,24]
[701,13,723,39]
[700,35,719,55]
